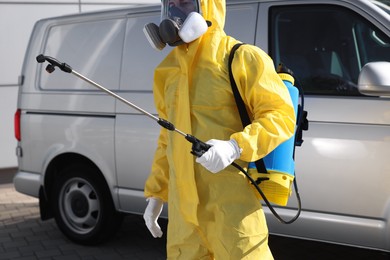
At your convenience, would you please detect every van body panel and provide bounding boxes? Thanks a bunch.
[224,3,258,44]
[115,116,158,191]
[304,97,390,125]
[20,113,116,174]
[13,171,42,198]
[293,122,390,218]
[264,207,387,250]
[20,93,116,114]
[14,0,390,251]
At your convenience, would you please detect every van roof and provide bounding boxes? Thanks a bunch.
[34,0,388,26]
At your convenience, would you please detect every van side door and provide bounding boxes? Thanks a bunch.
[258,1,390,251]
[115,10,170,213]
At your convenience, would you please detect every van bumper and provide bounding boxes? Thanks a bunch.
[13,171,42,198]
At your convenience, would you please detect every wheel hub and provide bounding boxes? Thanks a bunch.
[70,192,89,217]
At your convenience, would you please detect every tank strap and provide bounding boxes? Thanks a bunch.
[228,43,267,174]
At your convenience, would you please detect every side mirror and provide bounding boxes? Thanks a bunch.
[358,62,390,97]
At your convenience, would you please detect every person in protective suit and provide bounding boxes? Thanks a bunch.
[143,0,296,259]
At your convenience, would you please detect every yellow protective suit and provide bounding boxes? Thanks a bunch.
[144,0,296,259]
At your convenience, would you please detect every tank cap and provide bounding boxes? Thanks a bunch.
[277,63,294,76]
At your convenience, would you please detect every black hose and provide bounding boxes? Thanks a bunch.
[231,162,301,224]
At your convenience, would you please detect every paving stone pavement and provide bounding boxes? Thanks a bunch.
[0,183,167,260]
[0,168,167,260]
[1,168,389,260]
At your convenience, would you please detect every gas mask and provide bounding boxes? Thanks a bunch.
[144,0,211,50]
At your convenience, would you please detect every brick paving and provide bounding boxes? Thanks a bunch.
[0,182,167,259]
[0,184,168,260]
[0,169,167,260]
[1,168,389,260]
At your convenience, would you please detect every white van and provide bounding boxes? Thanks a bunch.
[14,0,390,251]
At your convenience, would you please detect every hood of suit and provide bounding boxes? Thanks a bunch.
[202,0,226,32]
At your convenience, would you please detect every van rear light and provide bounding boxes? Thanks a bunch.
[14,109,21,141]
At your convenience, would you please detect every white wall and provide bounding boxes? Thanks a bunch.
[0,0,159,168]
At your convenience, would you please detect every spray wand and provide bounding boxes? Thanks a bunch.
[36,54,210,157]
[36,54,300,224]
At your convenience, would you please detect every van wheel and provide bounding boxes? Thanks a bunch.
[51,164,123,245]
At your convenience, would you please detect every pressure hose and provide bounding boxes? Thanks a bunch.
[36,54,301,224]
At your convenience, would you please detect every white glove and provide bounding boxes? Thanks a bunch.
[196,139,241,173]
[143,197,163,238]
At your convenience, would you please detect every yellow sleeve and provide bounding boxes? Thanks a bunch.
[144,70,170,202]
[144,127,169,202]
[230,45,296,162]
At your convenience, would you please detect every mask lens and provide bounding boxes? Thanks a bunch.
[161,0,200,21]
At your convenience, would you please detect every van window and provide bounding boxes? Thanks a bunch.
[270,5,390,96]
[120,13,170,92]
[40,19,126,91]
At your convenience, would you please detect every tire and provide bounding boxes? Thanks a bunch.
[51,163,123,245]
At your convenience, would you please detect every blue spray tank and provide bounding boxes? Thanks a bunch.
[248,64,302,206]
[264,68,299,173]
[228,44,308,223]
[261,66,298,174]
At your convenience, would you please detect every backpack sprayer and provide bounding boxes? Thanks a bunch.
[36,54,302,224]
